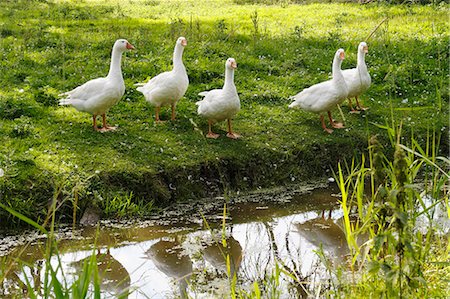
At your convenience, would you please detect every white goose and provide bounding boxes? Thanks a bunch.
[136,37,189,122]
[341,42,371,112]
[59,39,134,132]
[196,58,241,139]
[289,49,348,134]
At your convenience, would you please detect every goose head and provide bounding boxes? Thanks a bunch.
[114,39,135,52]
[359,42,368,54]
[336,48,345,61]
[177,36,188,47]
[226,58,237,69]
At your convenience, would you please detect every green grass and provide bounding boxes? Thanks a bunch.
[0,0,448,227]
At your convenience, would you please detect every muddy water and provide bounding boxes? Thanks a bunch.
[0,184,350,298]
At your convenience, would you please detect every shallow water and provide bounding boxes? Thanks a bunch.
[0,184,352,298]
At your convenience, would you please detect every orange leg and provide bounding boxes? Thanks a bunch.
[155,106,163,123]
[321,114,333,134]
[101,113,117,131]
[93,114,99,131]
[206,120,219,139]
[348,98,359,114]
[355,96,368,111]
[171,103,176,121]
[328,111,344,129]
[226,119,241,139]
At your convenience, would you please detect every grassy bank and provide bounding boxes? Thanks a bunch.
[0,0,448,227]
[1,134,448,298]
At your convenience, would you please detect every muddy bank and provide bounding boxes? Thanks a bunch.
[0,136,362,229]
[0,181,334,257]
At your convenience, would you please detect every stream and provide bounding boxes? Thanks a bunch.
[1,183,353,298]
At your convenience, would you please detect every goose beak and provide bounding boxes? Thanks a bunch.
[231,61,237,69]
[339,51,345,60]
[363,46,368,53]
[126,42,135,50]
[181,39,187,46]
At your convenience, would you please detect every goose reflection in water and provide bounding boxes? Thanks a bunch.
[70,248,130,298]
[0,259,43,297]
[202,235,243,278]
[295,211,349,260]
[145,238,193,299]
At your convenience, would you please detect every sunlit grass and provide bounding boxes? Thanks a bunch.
[0,0,448,227]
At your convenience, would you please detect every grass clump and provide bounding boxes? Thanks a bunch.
[0,201,118,298]
[329,125,449,298]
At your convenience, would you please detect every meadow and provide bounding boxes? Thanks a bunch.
[0,0,448,225]
[0,1,449,298]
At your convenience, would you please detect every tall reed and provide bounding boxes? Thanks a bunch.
[334,126,449,298]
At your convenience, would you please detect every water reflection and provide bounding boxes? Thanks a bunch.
[70,249,131,298]
[1,186,348,298]
[0,259,43,297]
[294,210,348,260]
[202,235,242,278]
[145,238,193,299]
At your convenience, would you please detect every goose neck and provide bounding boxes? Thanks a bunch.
[173,44,185,72]
[332,56,343,81]
[357,50,367,70]
[107,47,123,80]
[223,67,235,89]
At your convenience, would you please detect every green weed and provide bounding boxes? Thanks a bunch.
[332,126,449,298]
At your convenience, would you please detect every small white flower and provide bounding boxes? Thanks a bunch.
[0,168,4,177]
